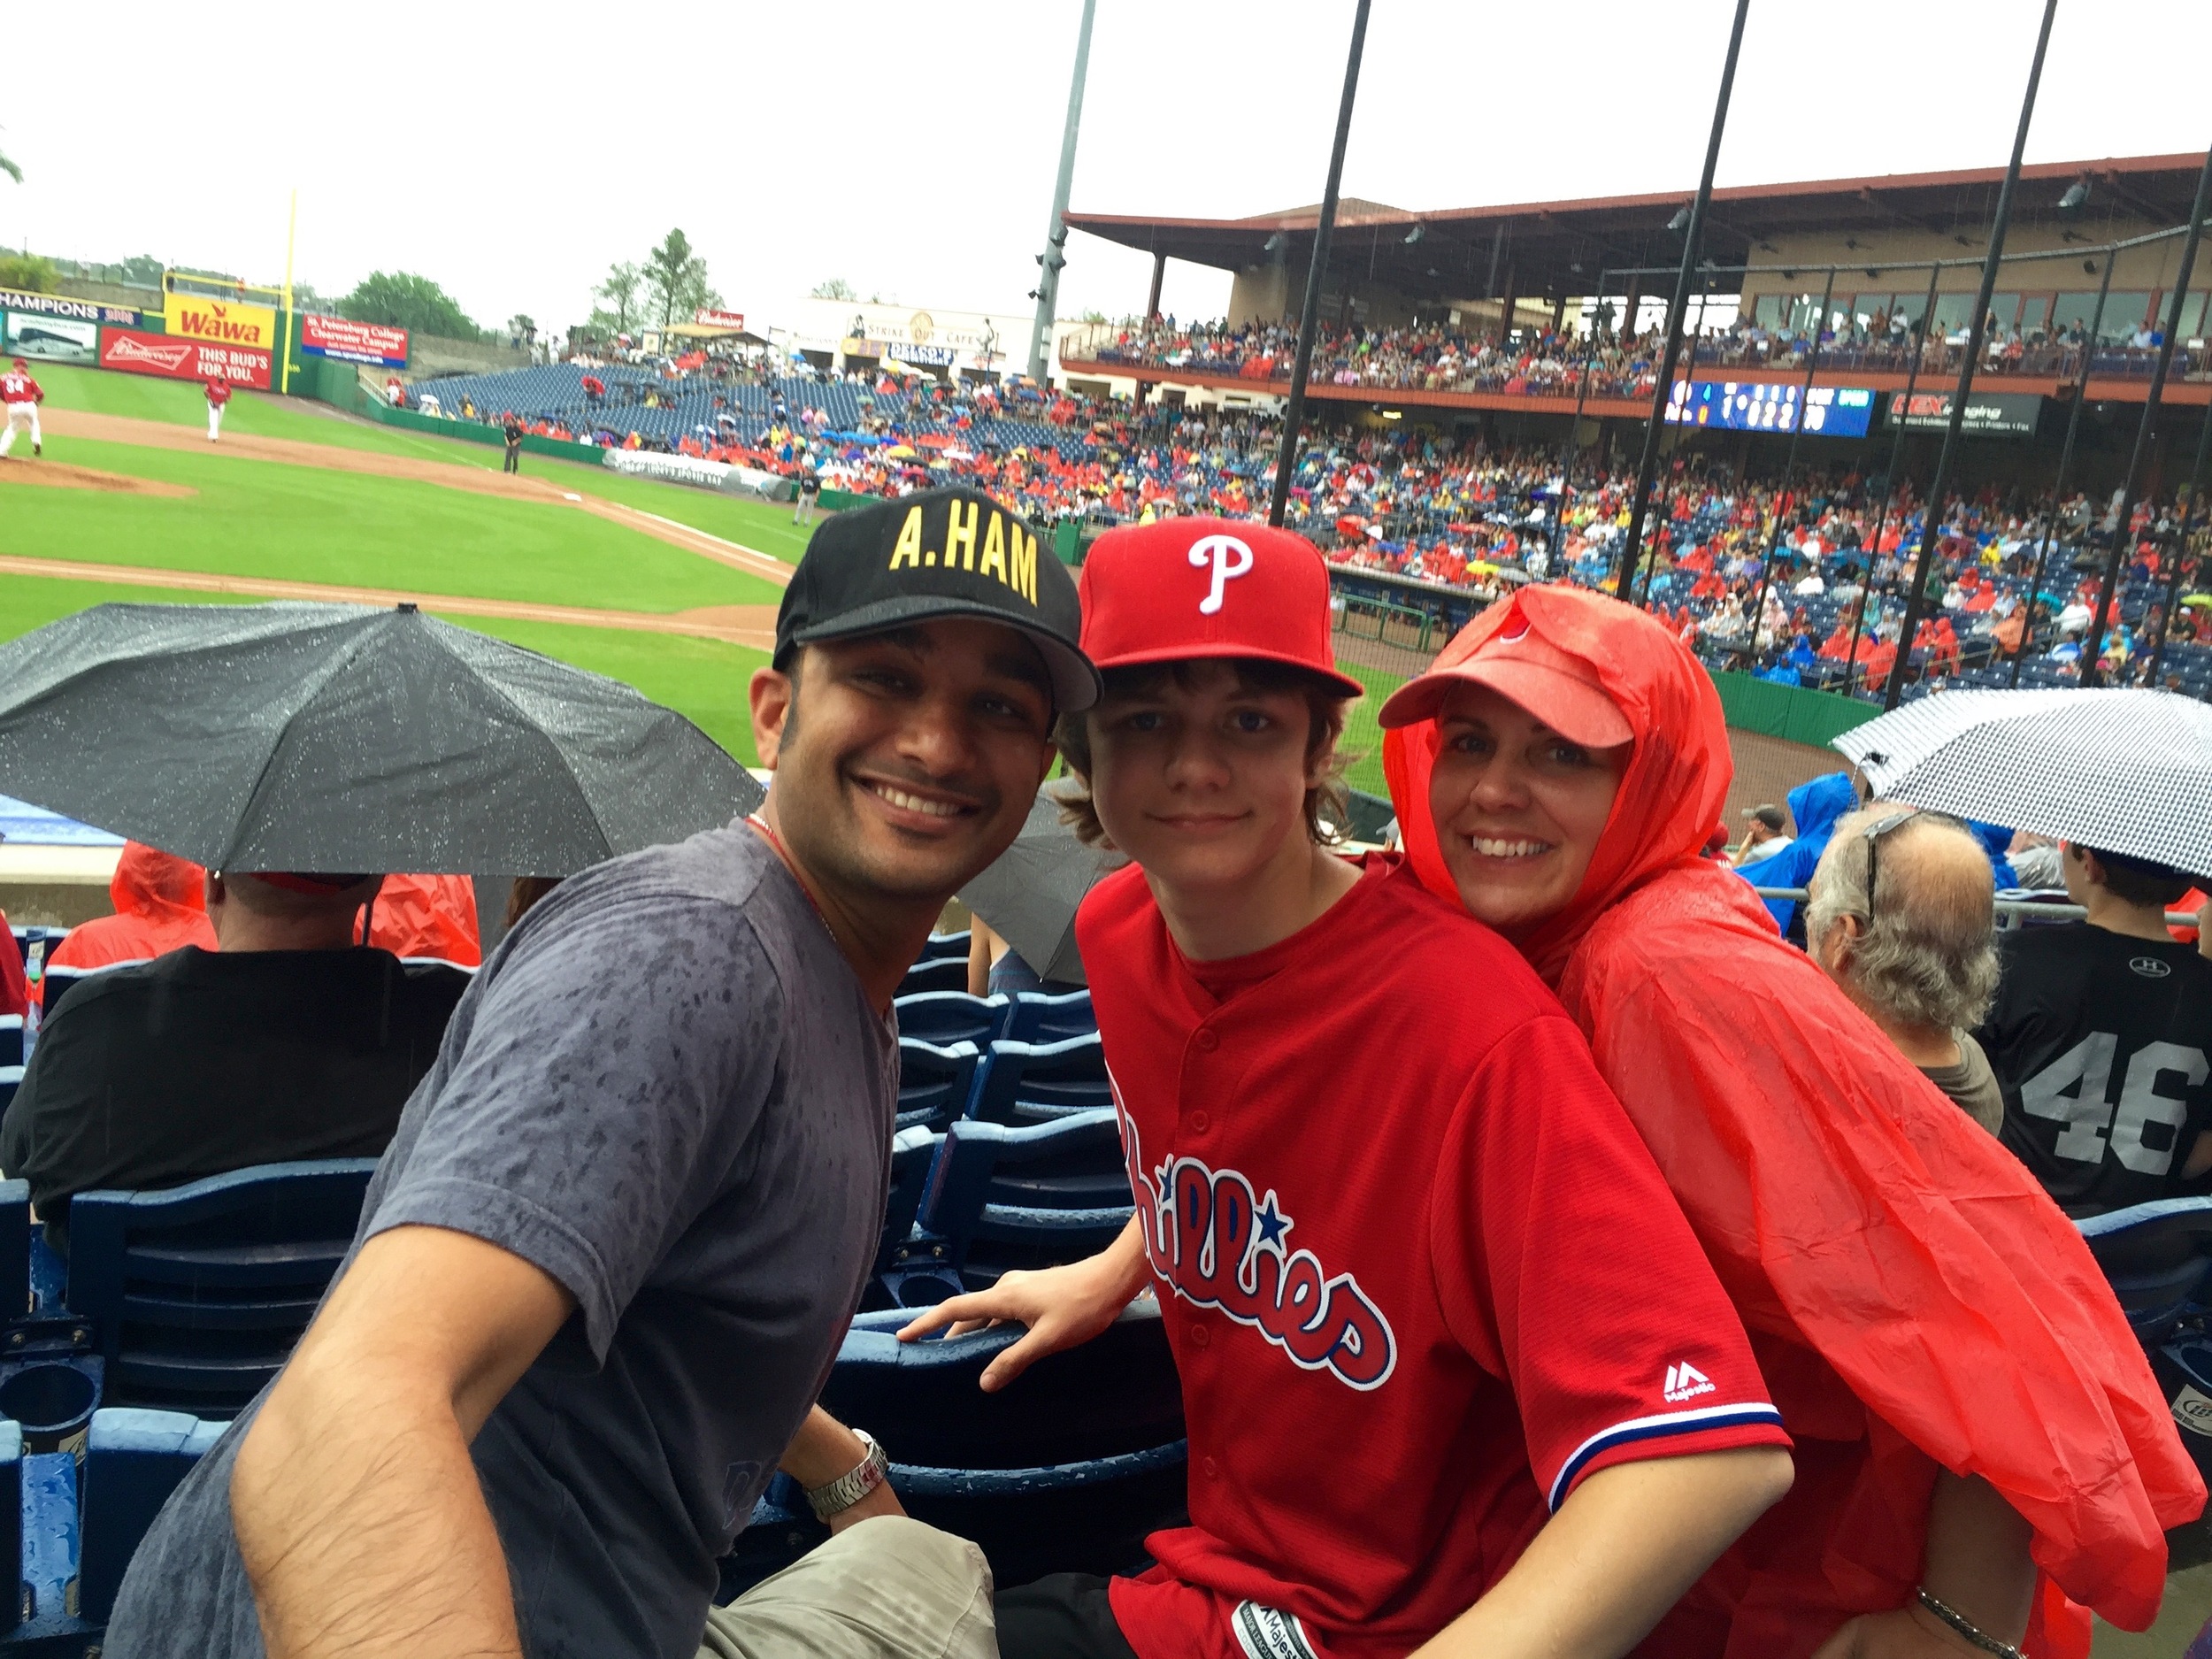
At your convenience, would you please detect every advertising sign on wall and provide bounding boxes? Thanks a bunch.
[0,288,142,327]
[4,312,100,365]
[99,326,273,390]
[1886,390,2044,437]
[693,307,748,331]
[300,313,409,367]
[164,295,279,350]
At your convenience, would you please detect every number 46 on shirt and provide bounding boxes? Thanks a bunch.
[2024,1034,2210,1176]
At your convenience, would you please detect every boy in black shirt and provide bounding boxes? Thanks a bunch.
[1979,844,2212,1215]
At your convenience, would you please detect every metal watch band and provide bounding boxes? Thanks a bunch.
[804,1429,887,1522]
[1916,1588,2028,1659]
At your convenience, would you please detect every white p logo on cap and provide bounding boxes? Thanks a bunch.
[1189,534,1254,616]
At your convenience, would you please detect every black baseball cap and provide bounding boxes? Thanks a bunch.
[776,486,1100,711]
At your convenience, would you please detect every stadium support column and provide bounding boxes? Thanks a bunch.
[2147,405,2212,687]
[2082,138,2212,686]
[1885,0,2057,708]
[1027,0,1098,384]
[1741,265,1837,667]
[1269,0,1372,528]
[2009,248,2115,686]
[1553,268,1611,567]
[1495,265,1518,347]
[1610,0,1750,601]
[1147,250,1166,320]
[1621,275,1641,341]
[1851,261,1945,695]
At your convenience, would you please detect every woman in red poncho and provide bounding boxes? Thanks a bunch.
[1379,585,2200,1659]
[46,841,217,986]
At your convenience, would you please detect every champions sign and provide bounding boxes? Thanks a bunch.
[99,326,273,390]
[165,296,279,351]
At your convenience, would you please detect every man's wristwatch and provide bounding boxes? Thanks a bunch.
[804,1430,889,1522]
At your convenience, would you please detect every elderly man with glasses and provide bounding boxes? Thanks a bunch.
[1806,805,2005,1136]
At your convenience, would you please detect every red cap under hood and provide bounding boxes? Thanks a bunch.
[1383,583,1731,984]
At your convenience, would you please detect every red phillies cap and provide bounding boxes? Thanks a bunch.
[1377,618,1632,749]
[1077,518,1363,696]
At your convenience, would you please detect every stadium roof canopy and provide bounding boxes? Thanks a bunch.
[1064,153,2208,302]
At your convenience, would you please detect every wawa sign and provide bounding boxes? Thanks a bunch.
[163,296,279,350]
[98,326,273,390]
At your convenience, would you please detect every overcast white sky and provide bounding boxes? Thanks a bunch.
[4,1,2204,337]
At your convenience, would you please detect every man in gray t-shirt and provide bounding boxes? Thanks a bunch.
[106,487,1099,1659]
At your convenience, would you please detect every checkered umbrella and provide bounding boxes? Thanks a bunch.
[1832,688,2212,876]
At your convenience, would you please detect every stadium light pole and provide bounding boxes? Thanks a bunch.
[1740,265,1836,667]
[1269,0,1372,529]
[2081,140,2212,686]
[280,189,298,397]
[2008,246,2116,687]
[1550,269,1611,567]
[2146,404,2212,687]
[1846,262,1944,696]
[1610,0,1751,600]
[1884,0,2057,710]
[1026,0,1098,385]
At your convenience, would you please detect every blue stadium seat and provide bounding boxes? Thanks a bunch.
[2078,1197,2212,1340]
[67,1159,379,1416]
[893,992,1009,1048]
[17,1434,78,1640]
[895,1040,980,1134]
[914,1109,1133,1279]
[78,1408,226,1622]
[895,957,969,998]
[1003,991,1096,1045]
[725,1300,1186,1594]
[918,930,972,962]
[968,1033,1114,1124]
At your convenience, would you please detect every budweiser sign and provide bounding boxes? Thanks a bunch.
[99,326,273,390]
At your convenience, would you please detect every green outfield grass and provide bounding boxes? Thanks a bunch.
[1338,659,1405,797]
[1,435,779,613]
[0,571,766,765]
[34,365,812,562]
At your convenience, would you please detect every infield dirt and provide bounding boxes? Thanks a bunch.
[0,457,196,498]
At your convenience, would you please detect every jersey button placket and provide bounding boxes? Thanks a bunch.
[1189,1322,1210,1350]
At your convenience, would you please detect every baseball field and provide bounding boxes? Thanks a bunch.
[0,373,1410,791]
[0,368,834,764]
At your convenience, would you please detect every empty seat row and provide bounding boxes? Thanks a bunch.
[895,989,1095,1048]
[895,1030,1110,1134]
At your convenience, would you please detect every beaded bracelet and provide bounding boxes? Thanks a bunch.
[1916,1588,2028,1659]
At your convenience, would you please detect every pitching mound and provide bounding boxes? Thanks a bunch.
[0,459,196,499]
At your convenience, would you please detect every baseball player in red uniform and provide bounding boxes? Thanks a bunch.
[905,518,1794,1659]
[0,358,42,458]
[204,376,232,442]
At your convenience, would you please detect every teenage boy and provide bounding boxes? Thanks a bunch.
[105,488,1094,1659]
[903,518,1794,1659]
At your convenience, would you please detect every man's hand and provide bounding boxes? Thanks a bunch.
[232,1225,573,1659]
[897,1217,1149,1392]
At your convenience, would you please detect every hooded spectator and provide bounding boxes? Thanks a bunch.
[43,842,218,995]
[365,873,482,966]
[1380,585,2201,1659]
[1734,771,1857,933]
[1807,807,2005,1134]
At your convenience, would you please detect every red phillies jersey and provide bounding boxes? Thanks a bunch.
[1080,858,1788,1659]
[1,372,40,403]
[205,381,232,407]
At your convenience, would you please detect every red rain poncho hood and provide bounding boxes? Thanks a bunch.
[48,841,217,975]
[366,874,481,967]
[1385,586,2201,1654]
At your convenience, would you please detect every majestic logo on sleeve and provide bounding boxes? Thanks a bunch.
[1124,1118,1396,1391]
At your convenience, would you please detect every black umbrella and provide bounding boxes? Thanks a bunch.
[0,602,763,873]
[956,786,1125,986]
